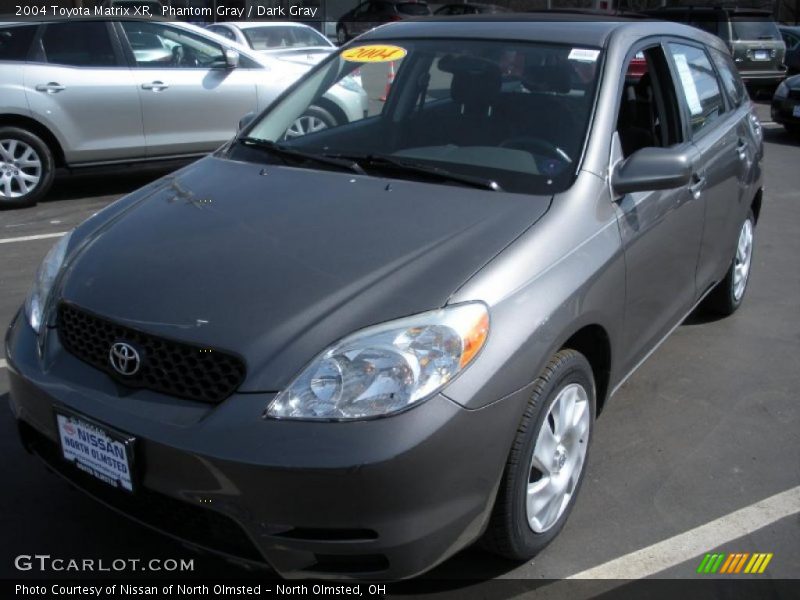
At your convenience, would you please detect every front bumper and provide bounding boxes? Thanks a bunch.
[5,310,526,580]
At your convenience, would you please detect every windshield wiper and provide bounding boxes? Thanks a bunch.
[239,137,365,175]
[325,153,502,192]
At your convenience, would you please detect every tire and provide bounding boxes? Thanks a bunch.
[703,210,756,316]
[482,349,595,560]
[0,126,55,209]
[785,124,800,136]
[284,105,338,140]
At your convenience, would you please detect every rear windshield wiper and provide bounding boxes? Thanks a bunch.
[238,137,365,175]
[325,153,502,192]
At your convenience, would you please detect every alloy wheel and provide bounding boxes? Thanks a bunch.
[526,383,591,533]
[286,115,330,139]
[0,139,42,199]
[733,218,754,302]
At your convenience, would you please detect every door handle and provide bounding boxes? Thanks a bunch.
[141,81,168,91]
[689,174,706,199]
[736,139,748,161]
[35,82,65,93]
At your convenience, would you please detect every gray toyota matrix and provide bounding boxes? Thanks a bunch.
[6,17,763,580]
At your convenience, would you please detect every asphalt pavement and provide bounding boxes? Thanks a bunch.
[0,102,797,585]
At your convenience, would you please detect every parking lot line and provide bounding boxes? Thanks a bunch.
[0,232,67,245]
[518,486,800,599]
[565,485,800,580]
[0,359,6,369]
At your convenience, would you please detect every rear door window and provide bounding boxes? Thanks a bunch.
[40,22,118,67]
[710,48,748,108]
[0,26,37,61]
[668,43,727,136]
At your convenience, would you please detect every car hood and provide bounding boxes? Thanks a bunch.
[59,156,551,392]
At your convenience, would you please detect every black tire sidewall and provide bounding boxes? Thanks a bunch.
[0,126,55,209]
[507,352,596,556]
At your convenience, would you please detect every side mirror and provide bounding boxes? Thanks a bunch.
[611,146,692,196]
[224,48,240,69]
[238,112,256,131]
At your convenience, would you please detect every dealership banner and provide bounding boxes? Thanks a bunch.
[0,1,791,26]
[5,579,800,599]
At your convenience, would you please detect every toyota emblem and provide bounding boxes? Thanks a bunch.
[109,342,141,376]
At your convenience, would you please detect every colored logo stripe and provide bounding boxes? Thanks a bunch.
[698,552,773,574]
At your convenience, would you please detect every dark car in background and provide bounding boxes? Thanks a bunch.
[772,74,800,134]
[433,2,509,16]
[645,6,786,88]
[780,25,800,74]
[336,0,431,44]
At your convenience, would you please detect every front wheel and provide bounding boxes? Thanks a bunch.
[703,211,755,316]
[481,349,595,560]
[0,127,55,209]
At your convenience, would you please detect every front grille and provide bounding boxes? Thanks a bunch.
[57,303,246,404]
[18,421,266,565]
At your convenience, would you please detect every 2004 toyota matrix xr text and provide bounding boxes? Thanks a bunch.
[6,16,763,580]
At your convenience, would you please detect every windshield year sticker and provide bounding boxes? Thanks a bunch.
[568,48,600,63]
[342,45,407,63]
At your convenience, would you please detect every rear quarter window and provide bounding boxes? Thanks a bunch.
[0,26,37,61]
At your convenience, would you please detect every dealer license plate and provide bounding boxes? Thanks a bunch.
[793,105,800,118]
[753,50,770,61]
[56,410,134,492]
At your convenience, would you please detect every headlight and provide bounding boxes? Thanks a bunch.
[24,231,72,333]
[266,302,489,421]
[775,81,789,99]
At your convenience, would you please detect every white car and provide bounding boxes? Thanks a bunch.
[0,18,367,207]
[206,21,334,66]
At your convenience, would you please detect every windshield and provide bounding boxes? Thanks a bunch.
[732,19,780,41]
[244,26,331,50]
[238,39,601,194]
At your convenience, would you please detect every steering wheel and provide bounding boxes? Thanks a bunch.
[171,45,185,67]
[172,45,200,68]
[499,136,572,164]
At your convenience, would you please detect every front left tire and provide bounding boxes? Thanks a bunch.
[482,349,595,560]
[0,127,55,209]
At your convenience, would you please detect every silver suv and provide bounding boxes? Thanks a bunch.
[0,19,367,208]
[645,7,787,89]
